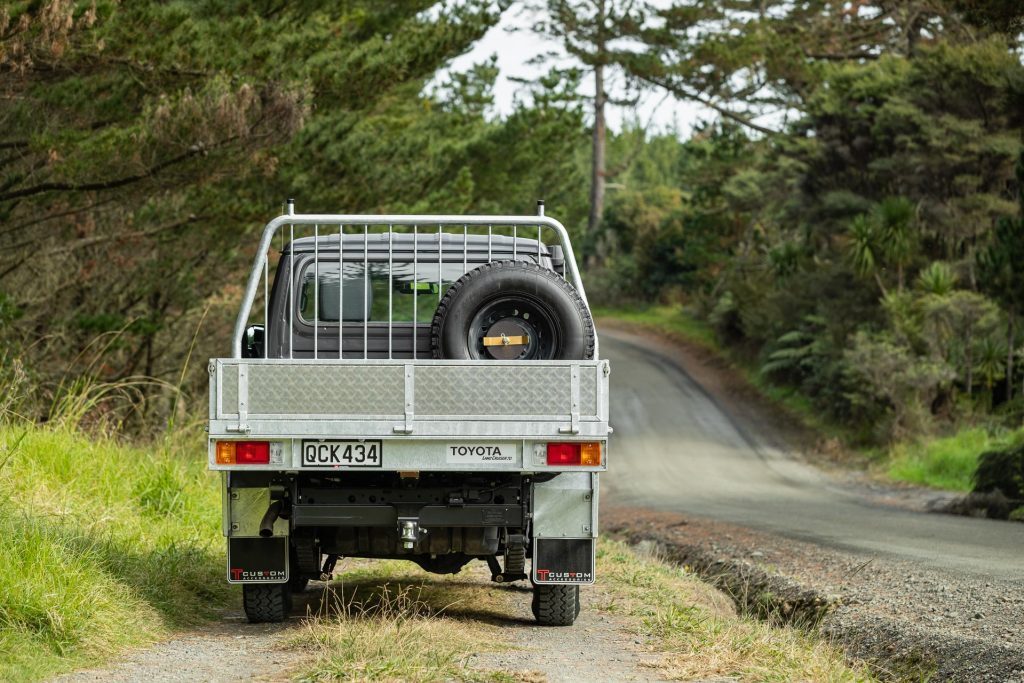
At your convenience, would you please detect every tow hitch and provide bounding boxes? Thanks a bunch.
[399,517,420,550]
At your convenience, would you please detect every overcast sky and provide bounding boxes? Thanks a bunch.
[438,5,712,136]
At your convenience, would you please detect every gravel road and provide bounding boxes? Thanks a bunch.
[55,564,660,683]
[600,326,1024,679]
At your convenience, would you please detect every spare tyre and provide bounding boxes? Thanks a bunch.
[431,260,595,360]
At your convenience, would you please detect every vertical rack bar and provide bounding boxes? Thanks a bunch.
[285,198,295,360]
[388,227,393,360]
[363,224,368,360]
[513,225,517,261]
[487,224,492,263]
[437,224,443,305]
[288,221,294,359]
[263,257,268,359]
[413,224,418,359]
[313,224,319,359]
[463,224,468,274]
[344,224,348,362]
[535,201,543,266]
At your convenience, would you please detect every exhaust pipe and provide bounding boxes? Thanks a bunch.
[259,500,283,538]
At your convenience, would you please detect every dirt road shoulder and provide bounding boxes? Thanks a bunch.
[53,539,871,683]
[605,507,1024,682]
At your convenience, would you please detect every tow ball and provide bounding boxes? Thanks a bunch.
[399,518,420,550]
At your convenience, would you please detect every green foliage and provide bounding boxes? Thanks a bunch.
[3,0,1023,461]
[970,440,1024,499]
[845,331,956,439]
[619,35,1024,447]
[0,424,229,681]
[889,427,1022,491]
[915,262,958,296]
[0,1,538,428]
[954,1,1024,32]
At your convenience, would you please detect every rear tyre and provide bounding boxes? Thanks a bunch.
[531,584,580,626]
[290,541,320,593]
[242,583,292,623]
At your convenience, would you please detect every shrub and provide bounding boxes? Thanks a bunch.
[974,443,1024,500]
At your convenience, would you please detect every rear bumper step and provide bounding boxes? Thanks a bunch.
[291,503,524,528]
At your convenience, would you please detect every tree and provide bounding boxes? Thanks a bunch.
[621,1,981,140]
[846,198,917,296]
[522,0,641,239]
[954,1,1024,32]
[845,330,955,439]
[0,1,498,424]
[920,289,1001,396]
[977,154,1024,401]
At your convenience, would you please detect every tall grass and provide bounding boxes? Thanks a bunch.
[0,424,230,681]
[888,426,1024,491]
[298,542,873,683]
[297,559,516,682]
[301,583,498,682]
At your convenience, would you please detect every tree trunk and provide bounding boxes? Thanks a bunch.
[966,345,974,395]
[1008,309,1016,402]
[587,60,606,240]
[873,272,888,298]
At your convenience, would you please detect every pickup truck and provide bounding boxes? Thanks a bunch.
[208,202,610,626]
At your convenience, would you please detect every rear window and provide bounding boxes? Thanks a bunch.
[298,261,471,324]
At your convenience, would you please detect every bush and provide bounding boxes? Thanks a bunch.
[974,443,1024,500]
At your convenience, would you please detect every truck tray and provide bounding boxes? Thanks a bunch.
[209,358,610,441]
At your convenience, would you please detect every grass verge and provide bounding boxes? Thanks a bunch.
[0,424,229,682]
[591,304,719,352]
[887,426,1024,491]
[597,539,874,682]
[297,539,873,682]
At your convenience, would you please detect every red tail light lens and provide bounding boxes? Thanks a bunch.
[236,441,270,464]
[216,441,270,464]
[546,442,602,466]
[547,442,580,465]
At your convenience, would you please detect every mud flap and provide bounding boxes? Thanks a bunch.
[227,537,289,584]
[532,538,595,584]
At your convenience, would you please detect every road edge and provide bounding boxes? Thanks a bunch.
[606,513,1024,682]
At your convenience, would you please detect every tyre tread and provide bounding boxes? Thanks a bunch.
[242,584,291,623]
[531,584,580,626]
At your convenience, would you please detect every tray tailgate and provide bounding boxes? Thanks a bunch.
[211,359,607,438]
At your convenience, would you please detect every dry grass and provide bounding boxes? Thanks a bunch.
[295,561,518,682]
[597,540,876,682]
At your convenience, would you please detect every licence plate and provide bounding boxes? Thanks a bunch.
[301,440,382,468]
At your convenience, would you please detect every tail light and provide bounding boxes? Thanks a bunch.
[216,441,271,465]
[546,442,602,466]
